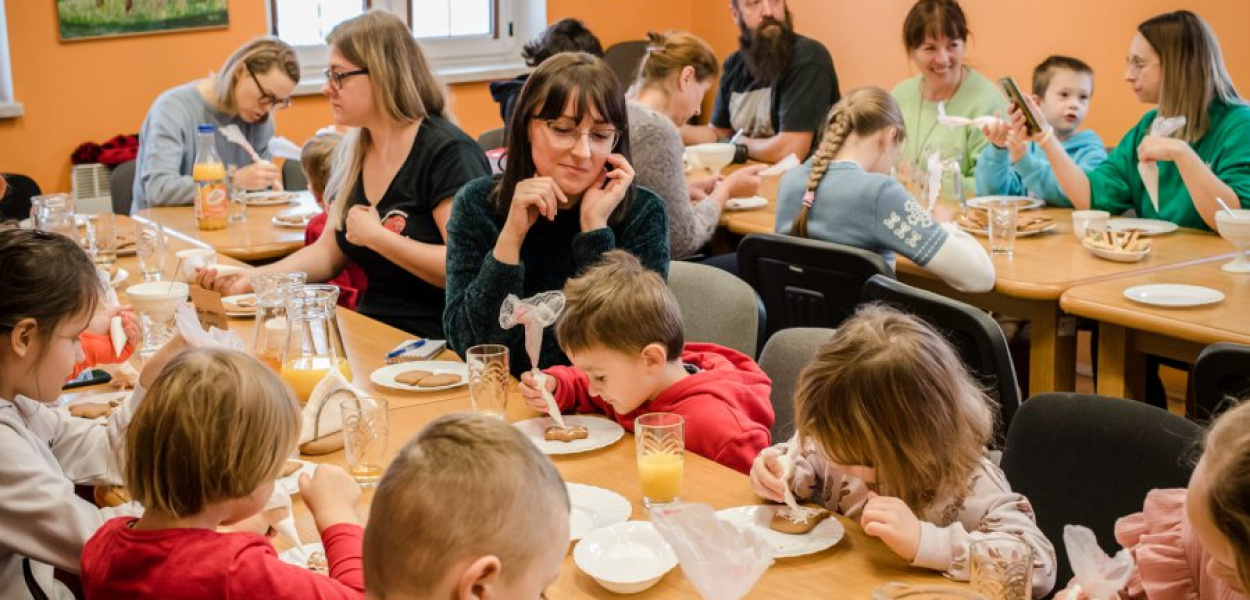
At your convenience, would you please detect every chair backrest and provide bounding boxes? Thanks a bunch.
[861,274,1021,444]
[1188,342,1250,423]
[1000,392,1204,588]
[281,157,308,192]
[603,40,648,88]
[108,161,135,215]
[0,172,40,221]
[476,127,506,151]
[738,233,893,337]
[757,327,834,442]
[667,260,765,358]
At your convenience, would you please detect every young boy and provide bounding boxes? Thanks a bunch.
[974,55,1107,206]
[520,250,774,474]
[362,414,569,600]
[299,131,368,309]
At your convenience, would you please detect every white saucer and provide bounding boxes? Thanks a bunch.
[1107,218,1178,236]
[369,361,469,391]
[726,196,768,210]
[716,505,845,558]
[567,483,632,541]
[242,191,297,206]
[1124,284,1224,307]
[514,415,625,455]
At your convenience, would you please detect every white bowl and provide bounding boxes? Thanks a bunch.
[687,143,736,173]
[573,521,678,594]
[1216,209,1250,242]
[126,282,189,317]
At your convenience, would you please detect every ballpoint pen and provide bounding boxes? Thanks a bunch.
[385,338,427,359]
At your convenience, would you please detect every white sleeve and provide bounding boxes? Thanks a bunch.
[923,223,996,293]
[51,385,146,486]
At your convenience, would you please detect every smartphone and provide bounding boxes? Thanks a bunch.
[600,162,615,190]
[999,77,1043,136]
[63,368,112,390]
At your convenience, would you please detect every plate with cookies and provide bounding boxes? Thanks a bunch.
[59,390,130,420]
[222,293,258,318]
[716,505,845,558]
[1082,229,1153,262]
[370,361,469,392]
[956,211,1056,237]
[514,415,625,455]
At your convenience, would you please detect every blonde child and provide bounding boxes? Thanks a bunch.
[750,305,1056,597]
[975,56,1107,206]
[774,87,994,293]
[363,413,569,599]
[299,131,368,310]
[520,250,774,473]
[81,348,365,599]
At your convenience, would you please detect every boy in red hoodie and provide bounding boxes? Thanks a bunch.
[520,250,774,473]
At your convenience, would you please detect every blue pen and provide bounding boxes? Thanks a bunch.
[385,339,427,359]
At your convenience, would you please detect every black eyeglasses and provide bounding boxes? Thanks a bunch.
[324,67,370,91]
[246,65,291,110]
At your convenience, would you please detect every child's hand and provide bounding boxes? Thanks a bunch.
[749,447,787,503]
[519,371,558,412]
[221,505,289,538]
[861,492,922,562]
[980,112,1011,148]
[138,334,188,388]
[299,464,361,531]
[1006,129,1029,164]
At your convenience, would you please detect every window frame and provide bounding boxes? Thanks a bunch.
[0,0,22,118]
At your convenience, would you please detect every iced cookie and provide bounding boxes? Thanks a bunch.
[769,506,832,534]
[416,373,461,388]
[394,370,433,386]
[69,400,120,419]
[544,425,589,442]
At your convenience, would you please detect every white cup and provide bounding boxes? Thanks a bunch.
[127,282,189,354]
[1071,210,1110,240]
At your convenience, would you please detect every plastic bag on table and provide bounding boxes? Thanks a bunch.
[650,502,774,600]
[1063,524,1135,600]
[1137,116,1186,213]
[174,304,245,351]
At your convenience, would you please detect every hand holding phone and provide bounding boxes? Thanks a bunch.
[999,77,1043,136]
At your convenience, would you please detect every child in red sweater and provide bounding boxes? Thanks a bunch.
[81,348,365,599]
[520,250,774,473]
[300,131,368,310]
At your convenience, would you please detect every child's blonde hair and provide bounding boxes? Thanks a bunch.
[1203,400,1250,592]
[794,305,994,510]
[363,413,569,596]
[300,131,343,200]
[792,87,906,238]
[124,348,300,517]
[556,250,684,359]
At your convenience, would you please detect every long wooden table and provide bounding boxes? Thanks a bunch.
[134,192,319,263]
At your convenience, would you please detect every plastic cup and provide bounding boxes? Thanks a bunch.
[78,213,117,269]
[988,200,1019,257]
[341,396,388,487]
[126,281,188,355]
[467,345,509,419]
[636,413,684,508]
[1071,210,1110,240]
[970,538,1033,600]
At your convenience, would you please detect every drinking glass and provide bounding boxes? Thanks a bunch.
[970,538,1034,600]
[467,345,509,419]
[135,220,167,282]
[636,413,684,508]
[127,281,189,356]
[30,193,76,238]
[988,200,1019,257]
[78,213,117,269]
[341,396,389,487]
[225,165,248,222]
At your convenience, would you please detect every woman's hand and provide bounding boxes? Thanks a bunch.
[718,164,768,199]
[195,268,251,296]
[1137,135,1194,163]
[345,203,389,250]
[503,177,565,240]
[688,175,718,202]
[233,161,282,191]
[580,154,635,231]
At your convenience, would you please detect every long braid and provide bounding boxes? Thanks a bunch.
[791,108,852,238]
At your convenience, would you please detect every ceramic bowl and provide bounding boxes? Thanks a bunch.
[573,521,678,594]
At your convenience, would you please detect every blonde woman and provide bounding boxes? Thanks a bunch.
[775,87,993,292]
[203,10,489,337]
[630,31,766,259]
[750,305,1057,599]
[1018,10,1249,231]
[133,38,298,211]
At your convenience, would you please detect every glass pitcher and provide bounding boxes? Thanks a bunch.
[280,284,352,403]
[874,582,991,600]
[250,271,307,372]
[30,193,76,238]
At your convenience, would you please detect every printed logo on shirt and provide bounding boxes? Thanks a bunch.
[728,88,775,137]
[381,209,409,234]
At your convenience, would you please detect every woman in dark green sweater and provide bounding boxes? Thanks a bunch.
[445,53,671,375]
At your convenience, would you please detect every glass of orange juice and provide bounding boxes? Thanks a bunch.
[636,413,684,508]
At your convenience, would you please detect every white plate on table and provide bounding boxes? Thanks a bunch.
[57,390,130,420]
[369,361,469,392]
[279,542,326,571]
[1107,218,1178,236]
[242,191,298,206]
[1124,284,1224,307]
[567,483,632,542]
[514,415,625,455]
[222,293,257,318]
[726,196,768,210]
[271,208,318,229]
[716,505,845,558]
[965,196,1045,211]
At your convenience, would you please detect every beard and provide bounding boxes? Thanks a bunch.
[738,9,797,85]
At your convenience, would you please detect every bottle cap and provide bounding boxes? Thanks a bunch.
[197,124,215,134]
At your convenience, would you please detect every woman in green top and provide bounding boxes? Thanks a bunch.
[1016,10,1248,231]
[891,0,1006,193]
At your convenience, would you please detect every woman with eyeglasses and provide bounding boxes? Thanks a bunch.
[132,38,297,212]
[1015,10,1248,231]
[444,52,671,376]
[201,10,489,338]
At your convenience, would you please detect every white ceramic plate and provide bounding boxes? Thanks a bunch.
[726,196,768,210]
[716,505,845,558]
[242,191,298,206]
[222,293,257,318]
[514,415,625,455]
[567,483,632,542]
[1124,284,1224,307]
[276,460,317,495]
[369,361,469,392]
[1107,218,1179,236]
[110,268,129,288]
[271,208,317,229]
[279,542,326,570]
[965,196,1045,211]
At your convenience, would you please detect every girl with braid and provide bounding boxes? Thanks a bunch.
[775,86,994,292]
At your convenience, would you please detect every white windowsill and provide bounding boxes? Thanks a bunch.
[291,62,528,96]
[0,101,23,119]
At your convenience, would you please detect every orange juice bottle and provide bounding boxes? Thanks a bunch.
[193,124,228,231]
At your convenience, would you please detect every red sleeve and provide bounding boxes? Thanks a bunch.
[546,366,594,413]
[322,523,366,589]
[73,331,134,378]
[711,428,772,475]
[228,536,365,599]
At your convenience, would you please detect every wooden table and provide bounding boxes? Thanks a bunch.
[134,192,319,263]
[1060,260,1250,399]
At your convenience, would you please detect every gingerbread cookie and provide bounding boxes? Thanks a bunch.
[544,425,589,443]
[394,370,433,386]
[769,506,832,535]
[416,373,461,388]
[69,400,121,419]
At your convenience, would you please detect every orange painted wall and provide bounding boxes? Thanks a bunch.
[0,0,694,192]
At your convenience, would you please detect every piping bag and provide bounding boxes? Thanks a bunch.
[1138,116,1186,213]
[500,292,567,428]
[1063,524,1135,600]
[221,125,283,190]
[776,434,820,524]
[98,269,127,357]
[937,101,1002,129]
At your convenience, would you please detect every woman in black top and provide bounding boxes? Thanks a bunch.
[201,10,488,337]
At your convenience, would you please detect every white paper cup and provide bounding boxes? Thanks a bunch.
[1071,210,1110,240]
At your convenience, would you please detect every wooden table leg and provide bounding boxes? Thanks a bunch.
[1096,323,1147,400]
[1027,305,1077,394]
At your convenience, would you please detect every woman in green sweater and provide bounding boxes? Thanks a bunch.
[444,53,670,376]
[1018,10,1249,231]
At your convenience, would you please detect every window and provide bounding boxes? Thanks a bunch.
[269,0,545,93]
[0,0,21,118]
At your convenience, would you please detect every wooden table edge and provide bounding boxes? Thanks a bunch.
[1059,294,1250,347]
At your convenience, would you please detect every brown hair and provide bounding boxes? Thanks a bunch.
[124,348,300,518]
[0,229,100,361]
[636,31,719,90]
[1203,400,1250,593]
[363,413,569,596]
[215,37,300,115]
[794,304,994,510]
[556,250,683,358]
[1139,11,1242,142]
[494,52,636,225]
[791,87,905,238]
[300,131,343,200]
[522,18,604,68]
[902,0,970,51]
[1032,55,1095,98]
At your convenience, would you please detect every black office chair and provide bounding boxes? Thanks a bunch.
[281,157,308,192]
[109,161,136,215]
[738,233,893,337]
[1188,342,1250,423]
[0,172,40,222]
[757,327,834,442]
[1000,392,1204,590]
[603,40,648,88]
[862,274,1021,444]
